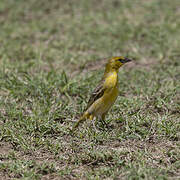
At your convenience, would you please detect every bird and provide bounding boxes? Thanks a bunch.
[72,56,132,131]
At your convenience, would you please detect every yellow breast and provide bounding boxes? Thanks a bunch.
[97,72,119,115]
[104,72,118,89]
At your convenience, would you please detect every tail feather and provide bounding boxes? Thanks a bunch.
[71,112,89,131]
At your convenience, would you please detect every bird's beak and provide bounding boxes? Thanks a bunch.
[120,58,132,63]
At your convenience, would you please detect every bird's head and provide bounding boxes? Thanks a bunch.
[106,56,132,71]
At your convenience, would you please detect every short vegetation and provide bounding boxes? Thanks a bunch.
[0,0,179,179]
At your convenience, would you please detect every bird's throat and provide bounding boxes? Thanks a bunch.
[104,71,118,88]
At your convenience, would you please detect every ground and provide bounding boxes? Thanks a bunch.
[0,0,180,179]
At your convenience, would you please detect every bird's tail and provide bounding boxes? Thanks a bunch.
[71,112,90,132]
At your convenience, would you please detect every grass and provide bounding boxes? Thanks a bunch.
[0,0,180,179]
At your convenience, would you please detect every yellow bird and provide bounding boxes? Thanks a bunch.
[72,56,132,131]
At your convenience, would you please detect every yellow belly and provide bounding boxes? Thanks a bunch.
[88,86,119,116]
[98,87,118,115]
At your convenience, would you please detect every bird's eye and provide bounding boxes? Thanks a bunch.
[118,58,132,63]
[118,59,124,63]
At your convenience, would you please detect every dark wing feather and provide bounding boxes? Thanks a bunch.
[86,80,105,110]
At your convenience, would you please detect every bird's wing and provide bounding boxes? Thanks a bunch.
[86,80,105,110]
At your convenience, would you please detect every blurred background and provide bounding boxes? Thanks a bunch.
[1,0,180,68]
[0,0,179,179]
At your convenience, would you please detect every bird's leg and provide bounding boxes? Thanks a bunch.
[100,113,108,128]
[89,115,94,121]
[89,115,98,131]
